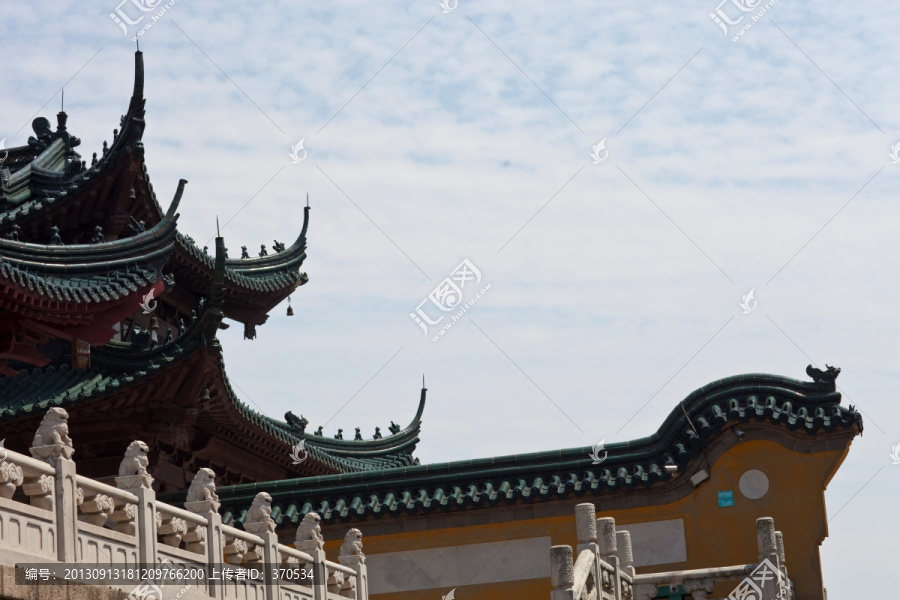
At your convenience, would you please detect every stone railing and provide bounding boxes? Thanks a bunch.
[629,517,792,600]
[0,408,368,600]
[550,503,634,600]
[551,503,793,600]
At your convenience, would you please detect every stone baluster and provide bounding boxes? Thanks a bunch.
[597,517,621,599]
[134,485,158,565]
[22,474,54,510]
[574,503,601,599]
[203,510,225,599]
[755,517,784,600]
[108,502,137,535]
[757,517,777,563]
[617,529,635,600]
[53,457,78,563]
[617,530,634,578]
[634,583,658,600]
[326,565,345,596]
[260,530,280,600]
[79,491,115,527]
[158,515,188,547]
[309,546,329,600]
[550,545,575,600]
[0,461,23,498]
[683,578,715,600]
[223,534,247,565]
[353,559,369,600]
[183,523,206,555]
[775,531,791,600]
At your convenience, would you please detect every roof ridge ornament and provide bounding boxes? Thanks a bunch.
[806,364,840,392]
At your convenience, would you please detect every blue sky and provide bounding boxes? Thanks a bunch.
[2,1,898,596]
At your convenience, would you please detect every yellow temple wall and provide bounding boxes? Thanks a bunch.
[321,434,851,600]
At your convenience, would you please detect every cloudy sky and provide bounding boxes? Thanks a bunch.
[2,1,898,596]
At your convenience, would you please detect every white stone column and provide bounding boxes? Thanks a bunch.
[261,530,280,599]
[54,457,78,563]
[755,517,784,600]
[617,530,635,579]
[597,517,621,599]
[135,486,158,566]
[550,545,575,600]
[203,510,224,599]
[756,517,777,563]
[309,546,329,600]
[354,561,368,600]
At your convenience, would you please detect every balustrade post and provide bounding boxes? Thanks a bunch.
[54,457,78,563]
[260,530,280,599]
[597,517,622,599]
[550,545,575,600]
[310,547,328,600]
[354,560,368,600]
[574,503,601,597]
[135,486,158,566]
[775,531,792,600]
[204,510,225,599]
[617,530,634,578]
[755,517,784,600]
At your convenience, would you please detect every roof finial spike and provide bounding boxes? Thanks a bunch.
[61,88,64,112]
[306,192,309,208]
[422,374,425,389]
[136,38,140,52]
[216,216,220,238]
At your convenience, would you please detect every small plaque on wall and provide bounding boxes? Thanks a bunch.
[718,490,735,507]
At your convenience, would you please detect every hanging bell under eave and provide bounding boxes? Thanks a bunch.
[286,296,294,317]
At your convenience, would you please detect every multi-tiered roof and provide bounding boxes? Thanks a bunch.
[0,51,426,492]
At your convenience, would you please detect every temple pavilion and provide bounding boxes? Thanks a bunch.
[0,51,860,600]
[0,50,425,491]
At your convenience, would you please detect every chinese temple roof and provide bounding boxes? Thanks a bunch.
[209,367,862,527]
[0,245,425,483]
[0,50,309,337]
[0,49,423,488]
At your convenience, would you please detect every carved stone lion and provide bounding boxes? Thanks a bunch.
[244,492,275,533]
[186,468,218,503]
[118,440,151,477]
[339,528,364,558]
[32,407,73,448]
[295,513,324,550]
